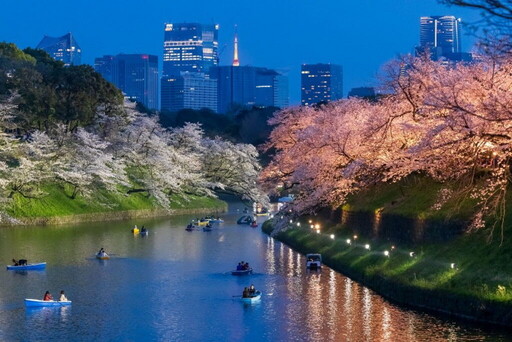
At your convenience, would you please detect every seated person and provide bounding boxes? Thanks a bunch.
[236,263,242,271]
[243,263,250,270]
[249,284,256,295]
[18,259,27,266]
[43,291,53,301]
[242,287,249,298]
[59,290,68,302]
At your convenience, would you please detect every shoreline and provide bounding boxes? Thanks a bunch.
[2,204,228,227]
[262,221,512,328]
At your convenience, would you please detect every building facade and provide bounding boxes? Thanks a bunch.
[417,16,471,62]
[301,63,343,106]
[94,54,159,110]
[211,66,289,114]
[161,23,219,111]
[162,23,219,77]
[161,73,217,112]
[36,33,81,66]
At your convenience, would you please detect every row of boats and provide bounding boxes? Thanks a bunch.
[185,217,224,231]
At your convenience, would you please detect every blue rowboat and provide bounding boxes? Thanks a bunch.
[241,291,262,303]
[209,218,224,223]
[6,262,46,271]
[231,268,253,276]
[25,299,72,307]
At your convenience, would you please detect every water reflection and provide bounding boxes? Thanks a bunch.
[0,211,508,341]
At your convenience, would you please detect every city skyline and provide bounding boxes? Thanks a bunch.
[0,0,482,105]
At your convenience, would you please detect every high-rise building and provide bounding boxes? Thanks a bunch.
[94,54,159,110]
[420,16,461,55]
[211,66,289,114]
[36,33,81,66]
[301,63,343,106]
[161,23,219,111]
[416,16,472,62]
[162,23,219,77]
[94,55,116,83]
[161,73,217,112]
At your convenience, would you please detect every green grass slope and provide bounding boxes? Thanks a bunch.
[6,183,226,220]
[263,175,512,326]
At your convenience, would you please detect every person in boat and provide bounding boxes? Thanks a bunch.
[243,262,250,270]
[43,291,53,301]
[13,258,27,266]
[141,226,147,233]
[242,287,249,298]
[249,284,256,295]
[59,290,68,302]
[98,248,105,255]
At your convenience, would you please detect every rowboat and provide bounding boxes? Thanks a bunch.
[6,262,46,271]
[306,253,322,269]
[209,218,224,223]
[241,291,262,303]
[96,252,110,260]
[140,230,149,236]
[231,268,253,276]
[196,219,211,227]
[237,216,253,225]
[25,299,72,307]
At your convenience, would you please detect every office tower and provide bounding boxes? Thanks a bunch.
[161,73,217,112]
[211,66,289,114]
[301,63,343,106]
[94,54,159,110]
[416,15,472,62]
[161,22,219,111]
[162,23,219,77]
[94,55,116,83]
[420,16,461,55]
[36,33,81,66]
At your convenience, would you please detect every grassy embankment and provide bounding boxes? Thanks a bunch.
[6,183,226,225]
[263,176,512,326]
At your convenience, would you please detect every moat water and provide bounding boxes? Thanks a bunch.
[0,203,509,341]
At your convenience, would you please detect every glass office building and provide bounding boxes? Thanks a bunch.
[36,33,82,66]
[162,23,219,77]
[211,66,289,114]
[94,54,159,110]
[301,63,343,106]
[161,73,217,112]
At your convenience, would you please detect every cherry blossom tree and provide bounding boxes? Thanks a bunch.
[262,54,512,236]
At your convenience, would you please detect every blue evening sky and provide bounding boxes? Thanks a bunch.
[0,0,483,105]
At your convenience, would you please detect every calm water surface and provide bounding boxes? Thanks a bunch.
[0,203,509,341]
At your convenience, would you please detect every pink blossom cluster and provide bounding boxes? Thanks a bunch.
[261,55,512,230]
